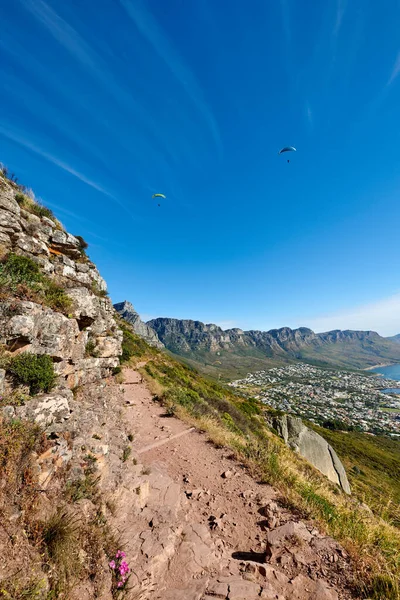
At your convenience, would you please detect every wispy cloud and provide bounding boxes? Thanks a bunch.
[119,0,222,155]
[306,102,313,127]
[279,0,291,44]
[0,125,113,196]
[387,51,400,86]
[333,0,347,38]
[19,0,203,173]
[21,0,102,76]
[302,292,400,337]
[0,124,145,223]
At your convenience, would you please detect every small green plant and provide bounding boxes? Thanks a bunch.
[0,389,29,407]
[15,192,26,205]
[85,340,97,358]
[43,280,72,312]
[112,365,122,375]
[90,280,108,297]
[6,353,56,395]
[122,446,131,462]
[92,433,102,440]
[28,202,55,221]
[65,474,100,503]
[84,453,98,474]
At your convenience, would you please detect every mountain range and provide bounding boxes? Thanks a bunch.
[114,302,400,377]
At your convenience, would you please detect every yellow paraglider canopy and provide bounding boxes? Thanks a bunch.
[152,193,166,199]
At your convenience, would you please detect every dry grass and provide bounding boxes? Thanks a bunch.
[0,417,43,512]
[14,192,64,230]
[0,576,47,599]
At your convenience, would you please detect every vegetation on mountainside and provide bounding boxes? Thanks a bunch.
[299,339,400,370]
[3,352,56,395]
[311,424,400,527]
[170,347,286,380]
[118,317,158,363]
[118,324,400,599]
[0,253,72,313]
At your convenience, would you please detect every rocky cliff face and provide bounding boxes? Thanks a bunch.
[148,317,400,369]
[147,318,246,353]
[0,176,122,393]
[114,301,164,348]
[272,415,351,494]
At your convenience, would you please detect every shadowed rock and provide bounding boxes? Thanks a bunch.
[273,415,351,494]
[114,301,164,349]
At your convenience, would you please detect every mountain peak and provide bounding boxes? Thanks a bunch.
[114,302,164,349]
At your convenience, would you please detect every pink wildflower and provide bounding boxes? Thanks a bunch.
[119,561,129,574]
[109,560,116,569]
[117,581,123,588]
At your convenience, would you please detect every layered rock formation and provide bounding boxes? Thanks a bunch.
[0,176,122,391]
[148,317,400,369]
[114,300,164,348]
[272,415,351,494]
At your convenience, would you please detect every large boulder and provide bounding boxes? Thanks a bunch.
[273,415,351,494]
[114,301,164,349]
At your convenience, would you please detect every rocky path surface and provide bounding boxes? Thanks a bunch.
[110,368,357,600]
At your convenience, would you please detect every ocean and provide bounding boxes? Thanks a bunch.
[371,364,400,381]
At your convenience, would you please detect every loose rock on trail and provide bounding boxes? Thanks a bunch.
[103,367,357,600]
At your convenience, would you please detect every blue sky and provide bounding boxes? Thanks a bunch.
[1,0,400,335]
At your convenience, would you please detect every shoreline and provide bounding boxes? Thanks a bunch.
[363,363,396,371]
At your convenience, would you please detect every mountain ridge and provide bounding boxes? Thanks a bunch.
[146,316,400,373]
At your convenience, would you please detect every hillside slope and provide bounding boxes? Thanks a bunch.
[147,317,400,375]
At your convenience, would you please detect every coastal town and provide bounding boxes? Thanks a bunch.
[230,363,400,436]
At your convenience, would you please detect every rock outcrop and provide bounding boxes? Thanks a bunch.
[272,415,351,494]
[114,300,164,348]
[0,176,122,389]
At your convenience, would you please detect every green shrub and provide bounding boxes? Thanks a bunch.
[0,253,72,313]
[43,280,72,312]
[0,253,42,286]
[7,353,56,395]
[65,474,100,502]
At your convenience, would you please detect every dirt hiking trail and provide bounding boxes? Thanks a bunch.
[109,367,356,600]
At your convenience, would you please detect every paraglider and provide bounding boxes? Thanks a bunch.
[152,193,166,207]
[279,146,296,163]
